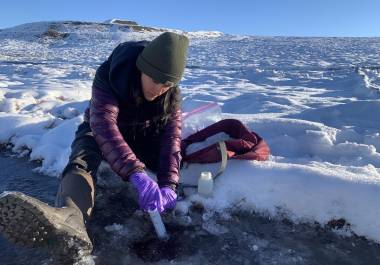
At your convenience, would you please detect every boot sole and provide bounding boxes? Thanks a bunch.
[0,191,92,258]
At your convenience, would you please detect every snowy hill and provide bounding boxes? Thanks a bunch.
[0,20,380,247]
[0,20,223,42]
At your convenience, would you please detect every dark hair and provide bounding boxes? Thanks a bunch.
[154,85,181,131]
[164,85,181,116]
[130,71,181,133]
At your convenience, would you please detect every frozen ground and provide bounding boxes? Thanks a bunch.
[0,21,380,264]
[1,151,380,265]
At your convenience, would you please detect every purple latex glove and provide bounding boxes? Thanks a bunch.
[160,187,177,210]
[130,172,164,212]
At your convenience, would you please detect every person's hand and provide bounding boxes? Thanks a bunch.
[160,187,177,211]
[130,172,164,212]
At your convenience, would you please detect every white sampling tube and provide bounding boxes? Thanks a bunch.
[148,210,169,240]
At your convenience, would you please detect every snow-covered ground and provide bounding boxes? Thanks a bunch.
[1,21,380,246]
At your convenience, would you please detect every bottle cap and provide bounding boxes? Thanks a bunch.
[201,171,212,180]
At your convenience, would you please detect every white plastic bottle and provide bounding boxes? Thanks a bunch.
[198,171,214,197]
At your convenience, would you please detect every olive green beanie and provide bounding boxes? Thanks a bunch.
[136,32,189,85]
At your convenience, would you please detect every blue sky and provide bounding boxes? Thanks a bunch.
[1,0,379,37]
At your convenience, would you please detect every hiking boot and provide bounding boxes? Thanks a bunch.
[0,191,93,259]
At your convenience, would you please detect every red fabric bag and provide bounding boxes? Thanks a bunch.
[181,119,270,164]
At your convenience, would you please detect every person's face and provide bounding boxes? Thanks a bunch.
[140,73,173,101]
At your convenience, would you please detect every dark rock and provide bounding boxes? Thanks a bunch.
[41,28,69,39]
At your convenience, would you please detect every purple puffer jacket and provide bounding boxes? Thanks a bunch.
[84,41,182,188]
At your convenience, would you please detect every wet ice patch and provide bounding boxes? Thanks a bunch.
[104,223,124,232]
[201,212,229,235]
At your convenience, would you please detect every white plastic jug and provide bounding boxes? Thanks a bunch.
[198,171,214,197]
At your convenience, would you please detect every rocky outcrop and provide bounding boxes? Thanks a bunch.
[41,28,69,39]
